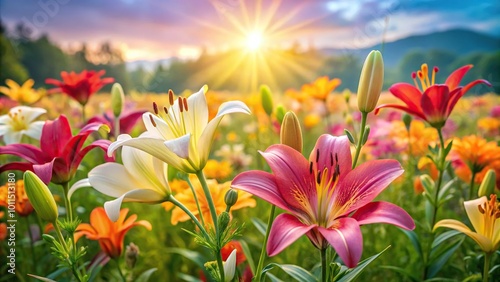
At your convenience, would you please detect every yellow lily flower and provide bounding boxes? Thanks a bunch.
[0,79,41,104]
[434,195,500,253]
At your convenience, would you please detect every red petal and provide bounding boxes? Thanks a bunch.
[0,144,47,163]
[375,104,427,121]
[388,83,422,111]
[421,85,450,124]
[309,135,352,181]
[445,65,472,90]
[40,115,73,158]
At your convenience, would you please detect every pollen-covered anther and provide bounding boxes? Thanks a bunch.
[153,102,159,115]
[149,114,157,127]
[183,97,188,111]
[168,89,174,105]
[163,106,168,115]
[178,97,184,112]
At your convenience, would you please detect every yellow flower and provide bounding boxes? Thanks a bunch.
[167,177,256,227]
[478,117,500,134]
[389,120,438,157]
[0,79,42,104]
[304,113,321,129]
[434,195,500,253]
[301,76,341,101]
[204,160,233,181]
[0,180,34,217]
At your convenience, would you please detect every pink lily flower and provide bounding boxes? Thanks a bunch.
[87,110,146,137]
[0,115,112,184]
[231,135,415,268]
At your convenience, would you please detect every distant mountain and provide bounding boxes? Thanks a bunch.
[320,29,500,67]
[126,57,177,72]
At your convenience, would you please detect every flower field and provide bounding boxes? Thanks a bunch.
[0,54,499,282]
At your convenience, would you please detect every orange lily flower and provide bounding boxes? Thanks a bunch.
[0,180,34,217]
[301,76,341,101]
[75,207,152,258]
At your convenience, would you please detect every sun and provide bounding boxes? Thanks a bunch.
[245,31,263,51]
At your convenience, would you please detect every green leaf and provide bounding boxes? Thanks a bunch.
[427,237,464,278]
[27,275,57,282]
[431,230,461,249]
[135,268,158,282]
[266,273,285,282]
[251,217,268,236]
[336,245,391,282]
[262,263,318,282]
[166,248,207,269]
[238,239,256,274]
[379,266,419,282]
[437,179,456,203]
[400,229,423,261]
[177,272,203,282]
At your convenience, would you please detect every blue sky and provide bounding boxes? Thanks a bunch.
[1,0,498,61]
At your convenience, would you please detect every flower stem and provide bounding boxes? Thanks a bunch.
[186,176,206,227]
[114,117,120,140]
[424,128,447,280]
[25,217,36,270]
[254,205,276,281]
[54,222,83,282]
[195,171,218,229]
[168,195,210,240]
[61,182,74,222]
[115,258,127,282]
[81,104,87,124]
[352,112,368,169]
[321,247,327,282]
[469,171,477,200]
[483,252,491,282]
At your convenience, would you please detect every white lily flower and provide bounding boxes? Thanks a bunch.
[0,106,46,144]
[223,249,237,282]
[69,146,171,221]
[108,86,251,173]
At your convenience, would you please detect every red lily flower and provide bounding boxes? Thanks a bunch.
[87,110,146,137]
[376,64,491,128]
[45,70,114,106]
[232,135,415,268]
[0,115,112,184]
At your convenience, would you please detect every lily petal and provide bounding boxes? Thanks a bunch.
[267,213,316,256]
[40,115,72,157]
[121,146,168,194]
[89,163,144,198]
[68,178,91,199]
[319,218,363,268]
[108,134,187,172]
[309,135,352,179]
[464,197,487,236]
[421,85,450,124]
[164,134,191,159]
[388,83,423,112]
[0,143,46,163]
[336,159,403,216]
[104,189,164,221]
[351,201,415,230]
[445,64,472,90]
[2,131,23,145]
[434,219,493,252]
[24,121,45,140]
[33,160,55,184]
[260,145,315,212]
[231,170,291,212]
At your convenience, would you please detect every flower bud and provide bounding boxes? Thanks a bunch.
[260,85,274,117]
[403,114,412,131]
[280,111,303,153]
[478,169,496,197]
[23,171,58,222]
[343,89,351,104]
[125,242,140,269]
[357,50,384,113]
[275,104,286,124]
[223,249,237,282]
[224,189,238,210]
[111,83,125,118]
[217,211,231,234]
